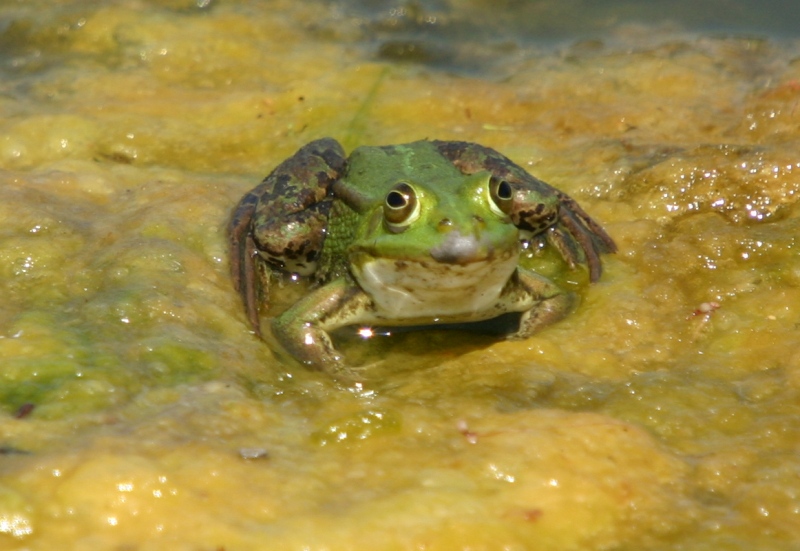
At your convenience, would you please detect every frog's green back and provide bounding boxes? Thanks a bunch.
[341,140,465,206]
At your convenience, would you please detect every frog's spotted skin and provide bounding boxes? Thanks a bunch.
[228,138,616,371]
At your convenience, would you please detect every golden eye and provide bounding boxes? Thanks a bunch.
[384,182,419,232]
[489,175,514,216]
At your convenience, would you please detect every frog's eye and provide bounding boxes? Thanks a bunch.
[488,175,514,216]
[384,182,419,232]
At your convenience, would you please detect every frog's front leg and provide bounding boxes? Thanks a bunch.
[506,268,577,339]
[271,278,372,371]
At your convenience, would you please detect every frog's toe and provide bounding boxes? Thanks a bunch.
[549,196,617,282]
[512,290,578,339]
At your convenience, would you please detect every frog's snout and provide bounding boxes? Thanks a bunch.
[430,230,483,264]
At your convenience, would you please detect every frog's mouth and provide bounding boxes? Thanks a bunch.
[349,238,520,323]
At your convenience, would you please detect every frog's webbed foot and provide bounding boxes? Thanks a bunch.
[275,319,345,368]
[507,269,578,339]
[547,192,617,282]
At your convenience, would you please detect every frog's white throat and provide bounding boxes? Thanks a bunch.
[350,249,520,323]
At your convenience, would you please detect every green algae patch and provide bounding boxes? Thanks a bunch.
[311,408,402,446]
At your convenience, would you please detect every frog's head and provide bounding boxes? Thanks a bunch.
[348,163,524,321]
[354,172,520,261]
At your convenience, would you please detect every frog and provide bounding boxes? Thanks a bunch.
[228,138,616,372]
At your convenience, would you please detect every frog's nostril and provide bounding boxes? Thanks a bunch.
[437,218,453,231]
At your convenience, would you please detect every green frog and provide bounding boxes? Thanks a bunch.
[228,138,616,372]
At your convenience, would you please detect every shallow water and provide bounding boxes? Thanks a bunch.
[2,1,800,549]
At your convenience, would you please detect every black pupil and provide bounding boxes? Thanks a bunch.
[497,180,512,200]
[387,190,407,208]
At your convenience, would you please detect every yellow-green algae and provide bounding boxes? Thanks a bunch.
[1,1,800,549]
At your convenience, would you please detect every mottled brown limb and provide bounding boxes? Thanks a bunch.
[552,194,617,282]
[557,193,618,255]
[555,208,603,281]
[227,189,263,334]
[227,139,348,335]
[242,234,262,335]
[545,225,581,270]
